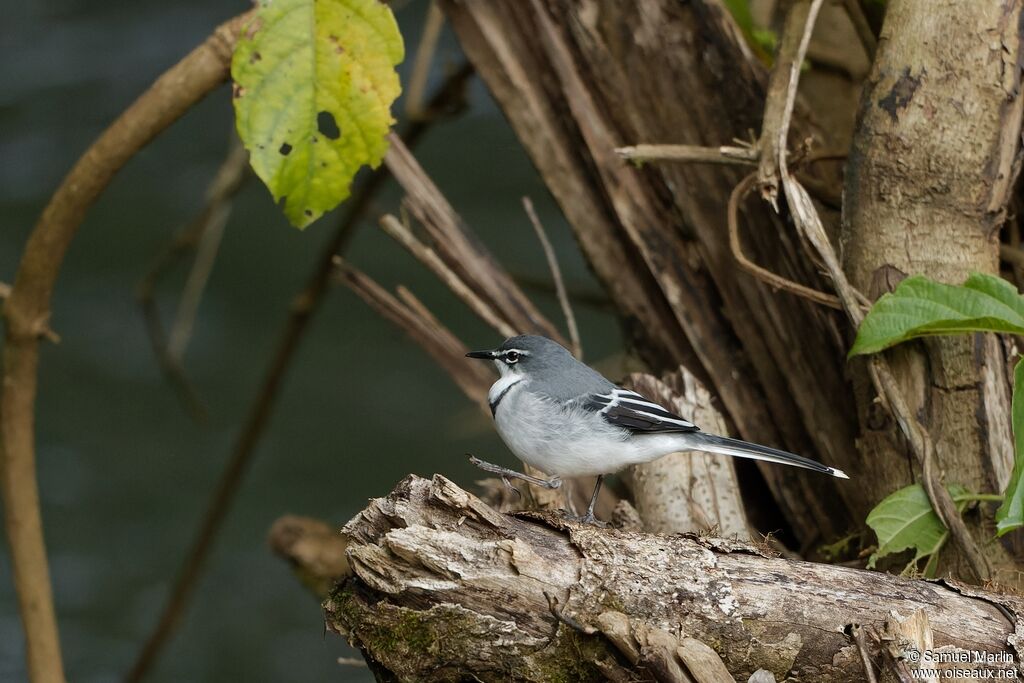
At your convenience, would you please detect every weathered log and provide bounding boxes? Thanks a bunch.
[327,475,1024,682]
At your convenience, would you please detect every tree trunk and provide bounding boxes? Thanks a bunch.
[328,476,1024,682]
[842,0,1024,576]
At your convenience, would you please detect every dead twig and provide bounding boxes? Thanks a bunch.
[615,144,758,166]
[852,624,879,683]
[756,0,824,208]
[542,591,597,635]
[124,64,476,683]
[522,196,581,358]
[378,214,516,338]
[334,262,493,409]
[728,174,841,309]
[841,0,878,60]
[137,134,249,421]
[1000,242,1024,271]
[0,13,253,683]
[405,1,445,121]
[384,135,565,343]
[614,139,844,209]
[167,137,248,359]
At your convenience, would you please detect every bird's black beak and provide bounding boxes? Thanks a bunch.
[466,349,497,360]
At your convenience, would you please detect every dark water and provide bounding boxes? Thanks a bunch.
[1,2,620,681]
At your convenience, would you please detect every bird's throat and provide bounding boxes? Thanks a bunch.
[488,376,524,416]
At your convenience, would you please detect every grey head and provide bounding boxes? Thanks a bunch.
[466,334,613,400]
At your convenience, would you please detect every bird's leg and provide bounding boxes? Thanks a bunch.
[580,475,605,525]
[467,455,562,489]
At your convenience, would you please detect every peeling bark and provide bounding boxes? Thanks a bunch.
[622,369,748,538]
[328,476,1024,682]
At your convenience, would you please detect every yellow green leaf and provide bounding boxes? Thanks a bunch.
[232,0,404,228]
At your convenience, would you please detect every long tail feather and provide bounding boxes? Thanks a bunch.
[680,433,848,479]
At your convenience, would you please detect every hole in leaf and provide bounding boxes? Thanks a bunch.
[279,142,292,156]
[317,111,341,140]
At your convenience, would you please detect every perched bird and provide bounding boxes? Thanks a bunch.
[466,334,847,523]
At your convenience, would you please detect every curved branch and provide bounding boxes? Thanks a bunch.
[0,12,251,683]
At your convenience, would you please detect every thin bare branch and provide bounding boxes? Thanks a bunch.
[378,214,517,338]
[1000,243,1024,270]
[384,135,565,342]
[334,261,493,410]
[852,625,879,683]
[167,137,249,359]
[842,0,878,60]
[136,134,249,421]
[615,144,758,166]
[521,197,581,358]
[405,1,445,121]
[756,0,824,208]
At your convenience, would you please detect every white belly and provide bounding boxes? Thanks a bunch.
[492,382,681,477]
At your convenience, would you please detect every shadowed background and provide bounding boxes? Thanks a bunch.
[0,2,621,680]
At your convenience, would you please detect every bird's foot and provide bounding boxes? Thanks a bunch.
[560,509,608,527]
[499,476,522,499]
[467,455,561,489]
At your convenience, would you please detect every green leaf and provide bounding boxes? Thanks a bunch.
[866,483,968,576]
[232,0,404,228]
[849,273,1024,356]
[996,359,1024,536]
[722,0,755,35]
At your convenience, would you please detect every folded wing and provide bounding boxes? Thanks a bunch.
[585,388,697,433]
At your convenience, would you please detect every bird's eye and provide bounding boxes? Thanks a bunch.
[504,351,520,364]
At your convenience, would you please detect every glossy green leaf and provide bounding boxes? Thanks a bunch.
[232,0,403,228]
[996,359,1024,536]
[849,273,1024,356]
[866,483,967,576]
